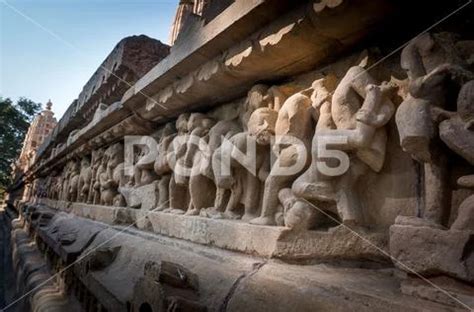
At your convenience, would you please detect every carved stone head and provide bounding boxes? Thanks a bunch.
[246,84,272,112]
[248,107,278,145]
[176,113,190,134]
[105,143,124,169]
[80,156,91,169]
[187,113,215,132]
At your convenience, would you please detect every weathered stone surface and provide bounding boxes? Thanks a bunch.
[390,217,474,283]
[121,183,157,210]
[451,194,474,231]
[36,212,107,263]
[400,276,474,309]
[227,263,454,312]
[9,218,82,311]
[147,210,389,261]
[11,207,457,312]
[439,117,474,165]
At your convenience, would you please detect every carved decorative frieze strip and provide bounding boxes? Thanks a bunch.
[130,0,392,123]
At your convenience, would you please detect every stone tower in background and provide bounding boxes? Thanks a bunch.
[16,100,57,173]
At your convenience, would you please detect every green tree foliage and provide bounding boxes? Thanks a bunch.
[0,97,42,197]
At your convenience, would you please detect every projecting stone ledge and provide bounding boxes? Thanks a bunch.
[146,212,389,262]
[35,199,388,262]
[12,202,463,312]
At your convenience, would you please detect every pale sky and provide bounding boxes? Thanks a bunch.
[0,0,177,119]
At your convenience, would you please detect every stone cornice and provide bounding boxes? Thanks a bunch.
[22,0,397,183]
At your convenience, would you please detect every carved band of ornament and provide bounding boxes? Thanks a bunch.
[174,72,195,95]
[313,0,344,13]
[146,85,174,111]
[197,59,222,81]
[224,42,253,68]
[137,13,319,122]
[259,21,299,51]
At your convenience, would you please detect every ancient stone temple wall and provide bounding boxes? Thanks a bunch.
[3,1,473,311]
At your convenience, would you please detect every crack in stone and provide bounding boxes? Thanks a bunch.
[218,261,267,312]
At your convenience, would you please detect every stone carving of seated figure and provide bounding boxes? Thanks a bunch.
[290,67,395,229]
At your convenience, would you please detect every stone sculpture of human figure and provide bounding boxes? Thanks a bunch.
[60,160,73,201]
[87,148,104,204]
[67,160,80,203]
[288,67,395,228]
[183,113,217,216]
[133,144,158,187]
[99,147,114,206]
[239,85,274,131]
[77,156,92,202]
[153,122,176,210]
[49,173,60,200]
[92,149,107,205]
[201,118,242,216]
[59,162,70,201]
[249,91,315,225]
[100,143,126,206]
[203,85,275,219]
[206,84,291,220]
[439,80,474,231]
[213,107,276,220]
[278,76,336,229]
[165,113,191,213]
[396,32,472,226]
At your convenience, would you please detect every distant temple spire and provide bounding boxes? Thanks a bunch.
[15,99,57,174]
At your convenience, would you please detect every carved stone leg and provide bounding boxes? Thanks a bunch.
[242,173,261,222]
[187,174,216,216]
[168,176,188,212]
[335,160,367,226]
[93,188,100,205]
[213,187,228,212]
[156,174,171,210]
[224,177,243,219]
[423,152,450,226]
[250,172,295,226]
[77,180,83,203]
[250,147,302,225]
